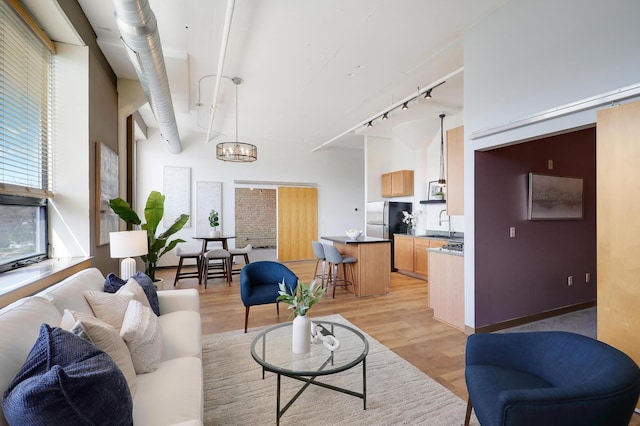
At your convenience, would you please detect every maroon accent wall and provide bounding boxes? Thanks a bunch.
[474,128,596,328]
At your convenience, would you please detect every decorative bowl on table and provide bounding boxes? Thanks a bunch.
[345,229,362,240]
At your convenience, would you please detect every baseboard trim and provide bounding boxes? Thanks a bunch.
[473,301,597,334]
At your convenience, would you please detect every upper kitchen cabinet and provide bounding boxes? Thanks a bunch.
[446,126,464,215]
[382,170,414,197]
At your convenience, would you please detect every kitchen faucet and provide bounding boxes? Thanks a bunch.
[438,209,452,237]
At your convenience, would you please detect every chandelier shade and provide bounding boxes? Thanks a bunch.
[216,77,257,162]
[216,142,257,162]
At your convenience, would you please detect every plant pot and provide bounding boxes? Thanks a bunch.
[209,230,221,237]
[153,278,164,291]
[292,315,311,354]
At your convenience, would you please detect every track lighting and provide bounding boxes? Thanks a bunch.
[358,80,446,131]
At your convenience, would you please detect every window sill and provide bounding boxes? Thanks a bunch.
[0,257,92,308]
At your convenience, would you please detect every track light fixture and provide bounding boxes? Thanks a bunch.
[361,80,446,131]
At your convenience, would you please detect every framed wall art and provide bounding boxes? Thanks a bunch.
[96,141,119,246]
[528,173,584,220]
[428,181,446,201]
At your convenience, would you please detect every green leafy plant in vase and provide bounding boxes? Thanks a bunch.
[208,209,220,237]
[109,190,189,282]
[277,279,325,354]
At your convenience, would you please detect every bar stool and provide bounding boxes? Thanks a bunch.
[173,242,203,286]
[229,244,252,276]
[202,248,232,288]
[323,243,357,298]
[311,241,328,288]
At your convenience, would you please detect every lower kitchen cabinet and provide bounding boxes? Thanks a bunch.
[428,251,464,331]
[394,235,447,280]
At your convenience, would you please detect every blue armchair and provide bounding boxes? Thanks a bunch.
[464,331,640,426]
[240,261,297,333]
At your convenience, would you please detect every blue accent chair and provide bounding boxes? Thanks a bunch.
[240,261,297,333]
[464,331,640,426]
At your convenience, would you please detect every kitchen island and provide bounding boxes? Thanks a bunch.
[321,236,391,296]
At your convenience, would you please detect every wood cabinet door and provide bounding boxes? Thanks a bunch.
[381,173,392,197]
[391,170,414,196]
[394,235,414,271]
[413,238,430,277]
[446,126,464,215]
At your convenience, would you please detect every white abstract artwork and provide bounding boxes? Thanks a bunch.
[163,166,192,228]
[196,181,222,236]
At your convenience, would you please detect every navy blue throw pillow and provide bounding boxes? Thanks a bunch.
[104,272,127,293]
[104,272,160,316]
[2,324,133,426]
[131,272,160,316]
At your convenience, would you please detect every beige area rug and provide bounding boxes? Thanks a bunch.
[202,314,478,425]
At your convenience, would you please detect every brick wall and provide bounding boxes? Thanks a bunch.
[234,188,276,248]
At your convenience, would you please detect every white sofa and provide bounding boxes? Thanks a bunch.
[0,267,203,425]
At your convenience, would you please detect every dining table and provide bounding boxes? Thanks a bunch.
[192,235,236,252]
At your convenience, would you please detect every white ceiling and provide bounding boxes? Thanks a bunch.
[70,0,508,151]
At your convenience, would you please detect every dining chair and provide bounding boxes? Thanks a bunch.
[173,242,203,286]
[229,244,252,276]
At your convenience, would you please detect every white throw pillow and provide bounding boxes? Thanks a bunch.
[120,300,163,374]
[83,291,132,330]
[59,309,137,396]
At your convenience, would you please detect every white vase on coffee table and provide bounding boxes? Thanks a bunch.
[292,315,311,354]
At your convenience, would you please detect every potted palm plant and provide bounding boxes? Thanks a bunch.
[278,279,324,354]
[109,191,189,282]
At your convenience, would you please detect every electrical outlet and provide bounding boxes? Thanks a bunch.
[509,227,516,238]
[585,273,591,283]
[568,276,573,286]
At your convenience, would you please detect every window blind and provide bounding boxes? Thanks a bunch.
[0,1,54,198]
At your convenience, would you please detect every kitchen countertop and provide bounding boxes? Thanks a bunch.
[427,247,464,257]
[322,235,391,244]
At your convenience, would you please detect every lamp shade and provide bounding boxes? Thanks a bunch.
[109,230,148,258]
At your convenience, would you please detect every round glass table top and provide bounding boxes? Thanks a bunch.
[250,320,369,376]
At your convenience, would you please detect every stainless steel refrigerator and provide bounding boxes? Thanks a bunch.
[366,201,413,270]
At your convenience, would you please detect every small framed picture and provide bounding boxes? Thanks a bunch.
[428,181,445,201]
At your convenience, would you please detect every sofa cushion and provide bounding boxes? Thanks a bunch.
[0,297,62,425]
[37,268,105,315]
[133,357,203,425]
[159,310,202,361]
[2,324,133,426]
[105,272,160,316]
[120,300,163,374]
[60,309,137,396]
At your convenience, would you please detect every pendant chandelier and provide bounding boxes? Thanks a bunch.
[216,77,257,162]
[438,113,446,186]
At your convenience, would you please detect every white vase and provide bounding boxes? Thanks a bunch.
[292,315,311,354]
[209,229,221,237]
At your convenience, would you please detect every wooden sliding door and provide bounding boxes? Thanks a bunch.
[277,187,317,261]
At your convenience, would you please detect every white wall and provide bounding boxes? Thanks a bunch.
[135,115,365,266]
[462,0,640,328]
[49,43,91,258]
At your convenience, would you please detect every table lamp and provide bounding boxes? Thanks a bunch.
[109,230,148,280]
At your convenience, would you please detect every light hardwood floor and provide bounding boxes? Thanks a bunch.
[158,261,640,425]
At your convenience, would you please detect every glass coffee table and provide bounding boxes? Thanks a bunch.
[250,320,369,425]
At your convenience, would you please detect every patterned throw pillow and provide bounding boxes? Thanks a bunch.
[2,324,133,426]
[120,300,163,374]
[60,309,137,396]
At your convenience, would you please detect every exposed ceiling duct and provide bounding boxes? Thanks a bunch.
[113,0,182,154]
